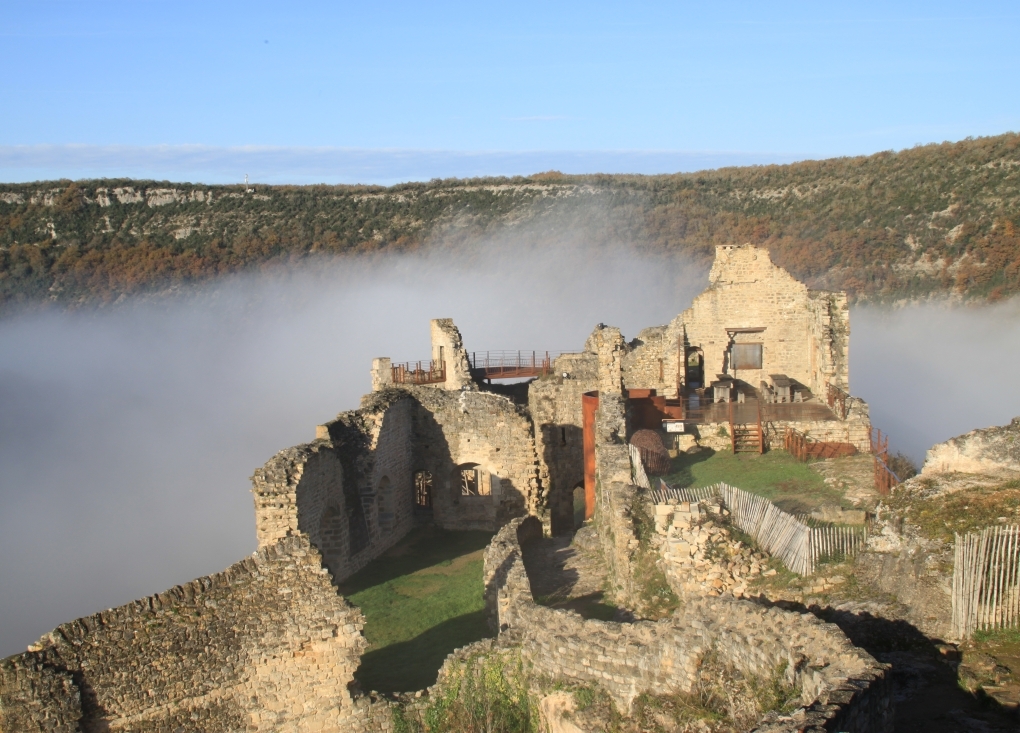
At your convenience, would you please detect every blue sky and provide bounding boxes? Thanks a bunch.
[2,1,1019,183]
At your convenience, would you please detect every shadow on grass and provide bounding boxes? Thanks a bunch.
[663,447,716,486]
[355,609,491,693]
[337,526,494,596]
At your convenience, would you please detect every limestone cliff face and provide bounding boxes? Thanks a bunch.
[922,416,1020,476]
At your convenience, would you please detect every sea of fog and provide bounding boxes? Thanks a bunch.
[2,238,1019,658]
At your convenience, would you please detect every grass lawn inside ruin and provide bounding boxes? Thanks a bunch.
[337,526,494,694]
[662,448,845,514]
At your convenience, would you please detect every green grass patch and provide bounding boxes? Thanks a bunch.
[339,526,494,693]
[664,448,842,514]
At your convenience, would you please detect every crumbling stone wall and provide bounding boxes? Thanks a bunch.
[483,518,893,732]
[621,315,685,398]
[430,318,473,390]
[253,390,417,582]
[0,538,381,733]
[528,352,599,534]
[681,244,849,397]
[407,385,539,529]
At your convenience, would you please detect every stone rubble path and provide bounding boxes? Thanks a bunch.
[521,529,608,605]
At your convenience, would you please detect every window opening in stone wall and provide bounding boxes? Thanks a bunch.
[560,427,567,446]
[731,343,763,370]
[414,470,433,509]
[686,348,704,388]
[457,463,490,496]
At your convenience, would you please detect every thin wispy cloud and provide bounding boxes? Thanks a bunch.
[0,144,812,186]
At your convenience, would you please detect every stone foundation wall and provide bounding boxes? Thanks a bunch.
[482,518,893,732]
[0,538,382,733]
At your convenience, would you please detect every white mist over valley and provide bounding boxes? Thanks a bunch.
[1,233,1018,658]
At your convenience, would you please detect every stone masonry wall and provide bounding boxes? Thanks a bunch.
[528,351,599,534]
[0,538,383,733]
[621,315,685,398]
[253,390,417,583]
[482,518,893,732]
[681,244,850,398]
[407,385,539,530]
[430,318,473,390]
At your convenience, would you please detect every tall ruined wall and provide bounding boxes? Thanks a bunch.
[407,385,539,530]
[620,315,685,397]
[0,538,378,733]
[430,318,473,390]
[528,352,599,534]
[253,390,416,583]
[592,392,641,599]
[482,518,893,732]
[682,244,849,397]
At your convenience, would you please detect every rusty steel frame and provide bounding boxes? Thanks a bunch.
[827,383,851,420]
[870,427,901,496]
[391,360,446,385]
[469,350,556,380]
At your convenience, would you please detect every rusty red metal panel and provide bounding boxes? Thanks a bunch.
[582,391,599,521]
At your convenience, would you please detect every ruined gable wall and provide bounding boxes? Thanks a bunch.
[528,352,599,534]
[408,385,539,530]
[683,245,847,397]
[0,538,372,733]
[253,391,416,583]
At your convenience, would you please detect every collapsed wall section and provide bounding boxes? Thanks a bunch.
[0,538,375,733]
[483,518,893,732]
[252,390,416,582]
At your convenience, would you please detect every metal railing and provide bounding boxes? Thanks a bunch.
[391,360,446,385]
[870,427,901,496]
[827,383,851,420]
[469,350,558,380]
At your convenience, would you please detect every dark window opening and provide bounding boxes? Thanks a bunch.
[560,427,567,446]
[414,470,433,509]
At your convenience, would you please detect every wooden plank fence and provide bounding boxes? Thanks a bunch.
[628,443,652,490]
[653,480,867,575]
[952,525,1020,640]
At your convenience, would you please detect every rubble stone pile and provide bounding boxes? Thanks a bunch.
[653,498,772,599]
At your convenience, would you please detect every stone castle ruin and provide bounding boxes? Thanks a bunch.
[1,245,894,732]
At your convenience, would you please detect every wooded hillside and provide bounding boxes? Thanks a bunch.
[2,133,1019,311]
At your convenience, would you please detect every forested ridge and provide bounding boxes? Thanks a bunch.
[2,132,1020,312]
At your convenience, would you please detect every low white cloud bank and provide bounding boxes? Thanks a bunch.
[850,301,1020,465]
[0,222,706,657]
[0,144,810,186]
[1,216,1017,657]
